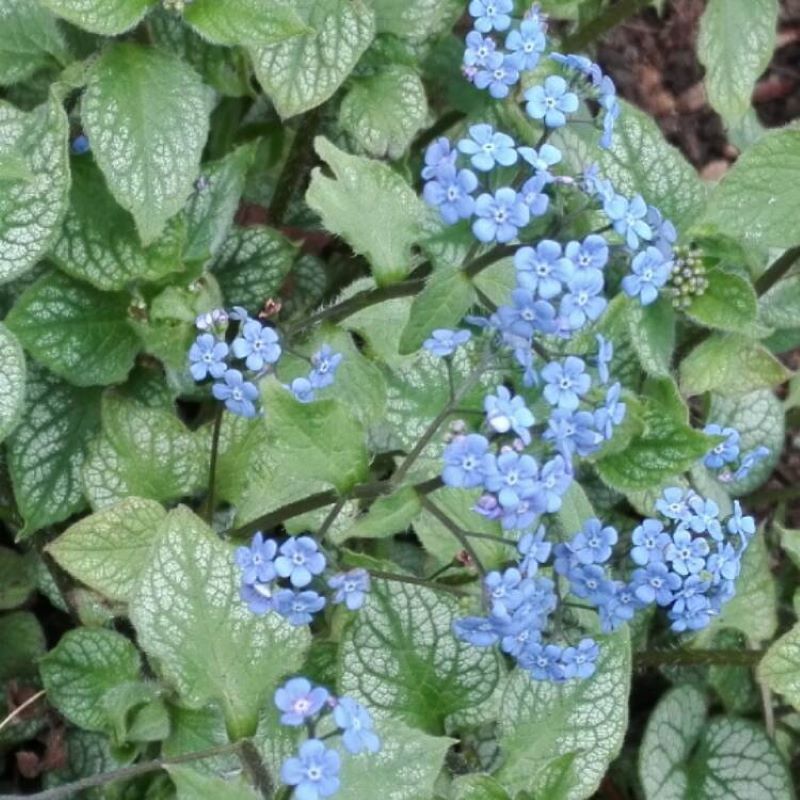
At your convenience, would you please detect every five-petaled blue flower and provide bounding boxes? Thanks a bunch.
[484,385,535,444]
[518,143,562,181]
[468,0,513,32]
[275,589,326,626]
[421,137,457,180]
[188,333,229,381]
[505,18,546,70]
[473,188,530,243]
[541,356,591,410]
[281,738,341,800]
[275,536,326,588]
[442,433,490,488]
[274,678,329,726]
[235,532,277,584]
[457,124,518,172]
[604,193,652,250]
[423,165,478,224]
[524,76,579,128]
[514,239,572,299]
[231,319,281,371]
[328,569,370,611]
[622,246,671,305]
[474,53,520,99]
[309,344,342,389]
[333,697,381,754]
[212,369,259,418]
[289,376,315,404]
[463,30,497,68]
[423,328,471,357]
[703,424,740,470]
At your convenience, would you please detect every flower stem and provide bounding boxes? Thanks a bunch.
[203,405,224,524]
[419,497,487,577]
[238,739,274,799]
[366,568,472,596]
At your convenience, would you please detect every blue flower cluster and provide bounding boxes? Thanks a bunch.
[188,307,342,416]
[275,677,380,800]
[701,423,770,485]
[235,532,370,625]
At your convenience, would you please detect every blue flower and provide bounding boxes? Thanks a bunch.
[544,409,603,458]
[274,678,329,726]
[668,593,711,633]
[463,30,498,68]
[631,562,681,606]
[473,188,530,243]
[289,377,316,403]
[468,0,513,32]
[281,739,340,800]
[423,328,471,357]
[195,308,229,333]
[274,589,326,626]
[594,382,626,439]
[560,269,606,330]
[483,451,539,509]
[517,525,552,575]
[595,334,613,384]
[647,205,677,257]
[453,615,500,646]
[597,581,638,632]
[334,697,381,754]
[485,567,524,612]
[498,491,546,531]
[240,581,274,615]
[309,344,342,389]
[232,320,281,371]
[235,532,277,584]
[656,487,696,521]
[541,356,591,411]
[524,76,579,128]
[212,369,259,418]
[71,134,90,155]
[733,445,770,481]
[328,569,370,611]
[550,52,599,82]
[423,165,478,224]
[484,385,535,443]
[600,98,619,149]
[727,500,756,541]
[539,455,572,511]
[505,18,546,70]
[560,638,599,680]
[603,193,652,250]
[570,518,618,564]
[665,529,709,576]
[474,53,520,99]
[189,333,229,381]
[514,239,572,299]
[520,642,569,681]
[421,137,457,180]
[630,519,670,566]
[565,234,609,273]
[687,496,723,540]
[442,433,490,488]
[517,143,562,181]
[519,173,550,217]
[622,246,672,305]
[703,424,740,469]
[275,536,326,588]
[457,124,518,172]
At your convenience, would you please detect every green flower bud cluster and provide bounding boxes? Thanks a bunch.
[668,245,709,310]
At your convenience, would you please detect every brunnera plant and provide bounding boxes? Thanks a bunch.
[0,0,798,799]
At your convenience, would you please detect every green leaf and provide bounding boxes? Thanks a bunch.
[183,143,255,264]
[497,629,631,800]
[130,507,309,738]
[685,269,758,332]
[339,65,428,160]
[168,766,260,800]
[372,0,463,40]
[51,158,186,291]
[82,43,212,244]
[697,0,778,123]
[101,681,170,745]
[703,130,800,249]
[399,267,476,354]
[679,334,790,397]
[639,685,792,799]
[40,628,141,733]
[0,547,36,609]
[0,611,45,680]
[6,271,140,387]
[0,94,70,284]
[759,274,800,329]
[0,322,24,443]
[8,367,101,536]
[339,579,503,734]
[183,0,307,47]
[594,100,706,228]
[627,298,675,377]
[0,0,67,85]
[336,719,454,800]
[334,487,421,544]
[211,225,296,310]
[596,397,715,491]
[261,376,369,494]
[450,775,511,800]
[758,623,800,712]
[306,137,427,285]
[47,497,167,603]
[41,0,154,35]
[251,0,375,118]
[777,522,800,569]
[82,395,205,509]
[708,388,784,495]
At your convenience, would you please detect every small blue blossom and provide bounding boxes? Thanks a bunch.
[733,445,770,481]
[423,165,478,224]
[597,581,638,632]
[484,385,535,443]
[505,18,546,70]
[631,562,681,606]
[274,678,329,726]
[517,143,562,180]
[539,455,572,511]
[468,0,513,32]
[560,269,606,330]
[687,496,723,540]
[483,451,539,509]
[463,30,498,68]
[195,308,229,332]
[622,246,672,305]
[423,328,471,357]
[514,239,573,299]
[71,134,90,155]
[485,567,524,612]
[334,697,381,754]
[275,536,326,588]
[231,320,281,371]
[703,424,741,469]
[603,193,652,250]
[520,642,567,681]
[656,487,696,521]
[453,615,500,646]
[421,137,457,180]
[565,234,609,273]
[519,173,550,217]
[524,76,579,128]
[541,356,591,411]
[212,369,259,418]
[594,382,626,439]
[188,333,229,381]
[630,519,670,566]
[668,593,712,633]
[473,188,530,243]
[544,408,603,458]
[457,124,518,172]
[596,334,613,384]
[309,344,342,389]
[235,532,277,584]
[570,518,618,564]
[517,525,552,575]
[275,589,326,626]
[560,638,599,680]
[328,569,370,611]
[289,377,316,404]
[442,433,490,488]
[281,739,340,800]
[474,53,520,99]
[727,500,756,541]
[240,581,274,615]
[665,529,709,576]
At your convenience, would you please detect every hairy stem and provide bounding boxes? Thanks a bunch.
[635,648,764,668]
[366,568,472,596]
[203,405,224,524]
[238,739,274,799]
[754,244,800,295]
